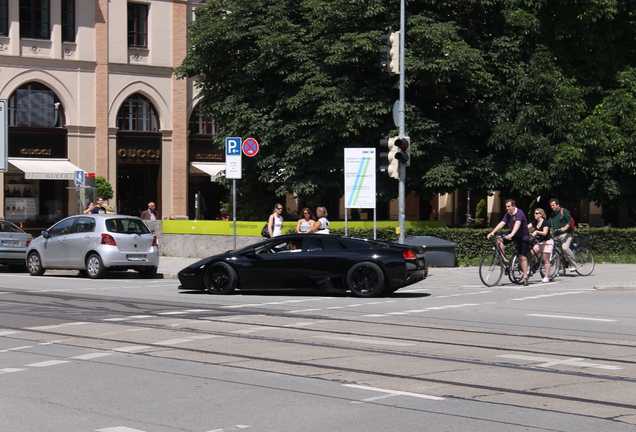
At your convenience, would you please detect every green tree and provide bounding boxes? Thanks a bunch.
[95,176,114,201]
[177,0,636,214]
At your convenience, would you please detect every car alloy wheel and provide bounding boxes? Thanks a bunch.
[86,253,106,279]
[346,261,385,298]
[27,252,46,276]
[203,262,237,294]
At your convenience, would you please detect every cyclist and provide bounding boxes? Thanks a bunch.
[528,208,553,283]
[548,198,577,272]
[487,199,531,286]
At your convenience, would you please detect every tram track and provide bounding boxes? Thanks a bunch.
[2,289,636,419]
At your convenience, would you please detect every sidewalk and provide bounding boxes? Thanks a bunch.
[158,256,200,279]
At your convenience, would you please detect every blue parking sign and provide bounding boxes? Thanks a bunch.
[225,137,242,179]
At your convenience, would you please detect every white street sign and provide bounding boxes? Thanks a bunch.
[344,148,376,209]
[225,137,242,179]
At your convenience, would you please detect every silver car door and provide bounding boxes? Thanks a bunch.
[65,217,96,266]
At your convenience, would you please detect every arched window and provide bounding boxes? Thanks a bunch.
[189,105,221,135]
[8,82,65,128]
[116,94,159,132]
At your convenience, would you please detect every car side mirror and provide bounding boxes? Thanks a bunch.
[41,231,50,239]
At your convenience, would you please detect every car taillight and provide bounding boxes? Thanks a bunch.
[26,240,31,247]
[151,235,158,247]
[101,233,117,246]
[402,249,417,259]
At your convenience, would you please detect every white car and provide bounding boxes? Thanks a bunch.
[0,220,32,272]
[26,214,159,279]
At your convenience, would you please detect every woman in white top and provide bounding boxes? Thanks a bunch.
[268,203,284,237]
[296,207,315,233]
[310,206,330,234]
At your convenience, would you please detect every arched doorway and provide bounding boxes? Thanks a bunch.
[4,82,78,231]
[116,94,161,217]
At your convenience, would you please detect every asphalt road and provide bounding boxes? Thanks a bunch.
[1,263,635,431]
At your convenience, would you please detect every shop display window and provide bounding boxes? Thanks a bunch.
[4,179,39,223]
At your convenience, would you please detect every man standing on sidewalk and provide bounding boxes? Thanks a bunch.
[548,198,577,271]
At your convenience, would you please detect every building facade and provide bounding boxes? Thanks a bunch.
[0,0,227,232]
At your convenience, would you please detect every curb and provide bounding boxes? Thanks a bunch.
[594,281,636,291]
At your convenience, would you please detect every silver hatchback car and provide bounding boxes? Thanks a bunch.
[27,214,159,279]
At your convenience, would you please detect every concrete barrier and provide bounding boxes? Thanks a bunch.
[144,220,262,258]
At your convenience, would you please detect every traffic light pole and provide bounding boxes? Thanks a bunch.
[397,0,406,243]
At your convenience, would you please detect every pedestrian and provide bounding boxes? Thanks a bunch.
[268,203,284,237]
[548,198,577,272]
[296,207,315,233]
[83,202,94,214]
[91,197,107,214]
[487,199,531,285]
[528,207,553,283]
[310,206,330,234]
[141,202,158,220]
[216,207,230,221]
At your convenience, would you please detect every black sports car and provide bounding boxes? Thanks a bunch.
[177,234,428,297]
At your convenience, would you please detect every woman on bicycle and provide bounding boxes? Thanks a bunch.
[528,208,553,283]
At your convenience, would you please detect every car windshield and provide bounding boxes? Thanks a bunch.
[0,221,24,233]
[105,218,151,234]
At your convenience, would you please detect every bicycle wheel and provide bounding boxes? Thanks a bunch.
[574,246,595,276]
[508,253,525,285]
[479,251,504,287]
[539,252,561,281]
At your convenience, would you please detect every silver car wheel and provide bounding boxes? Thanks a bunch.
[86,254,106,279]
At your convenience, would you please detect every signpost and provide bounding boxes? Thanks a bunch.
[74,170,85,186]
[344,148,377,238]
[225,137,243,248]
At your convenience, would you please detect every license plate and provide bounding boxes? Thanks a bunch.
[1,240,19,247]
[126,254,147,261]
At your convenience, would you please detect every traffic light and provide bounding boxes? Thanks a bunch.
[394,137,410,166]
[379,137,399,180]
[380,31,400,75]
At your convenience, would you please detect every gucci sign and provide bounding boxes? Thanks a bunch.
[117,149,161,159]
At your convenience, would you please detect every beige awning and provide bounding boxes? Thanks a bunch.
[8,158,84,180]
[190,162,225,181]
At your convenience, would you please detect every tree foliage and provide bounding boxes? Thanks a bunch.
[177,0,636,211]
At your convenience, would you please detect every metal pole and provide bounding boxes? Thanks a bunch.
[232,179,237,249]
[398,0,406,243]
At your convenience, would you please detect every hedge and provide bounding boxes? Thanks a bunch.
[329,227,636,265]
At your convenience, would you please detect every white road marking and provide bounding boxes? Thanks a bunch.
[0,345,33,352]
[343,384,444,401]
[283,322,316,327]
[188,335,225,340]
[206,425,250,432]
[498,354,622,370]
[157,311,188,315]
[96,427,147,432]
[112,345,150,352]
[232,327,280,334]
[509,291,588,301]
[314,336,414,346]
[289,308,322,313]
[72,353,114,360]
[153,339,192,346]
[0,330,20,336]
[25,360,71,367]
[527,314,616,322]
[25,322,89,330]
[1,368,26,374]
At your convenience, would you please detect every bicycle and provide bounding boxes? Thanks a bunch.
[479,234,517,286]
[551,233,595,276]
[508,240,560,284]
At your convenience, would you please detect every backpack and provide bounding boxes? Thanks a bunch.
[560,208,576,232]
